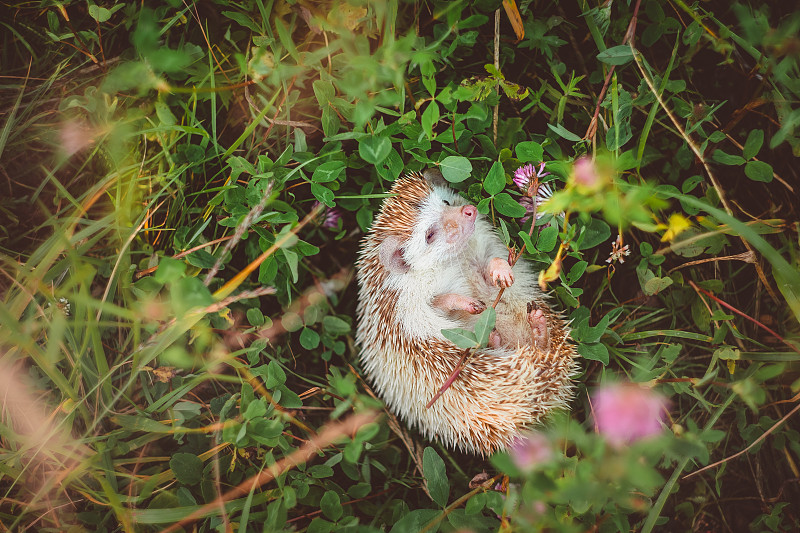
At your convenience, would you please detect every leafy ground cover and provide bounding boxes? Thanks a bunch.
[1,0,799,531]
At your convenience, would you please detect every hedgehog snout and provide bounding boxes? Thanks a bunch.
[444,205,477,244]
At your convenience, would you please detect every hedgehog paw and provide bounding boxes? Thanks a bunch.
[527,302,550,350]
[489,257,514,288]
[488,328,503,348]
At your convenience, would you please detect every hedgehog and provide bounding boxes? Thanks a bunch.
[355,169,578,455]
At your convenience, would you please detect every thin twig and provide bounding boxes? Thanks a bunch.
[667,251,755,273]
[203,286,276,314]
[134,235,233,279]
[203,180,274,285]
[683,398,800,481]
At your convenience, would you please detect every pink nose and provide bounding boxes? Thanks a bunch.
[462,205,477,218]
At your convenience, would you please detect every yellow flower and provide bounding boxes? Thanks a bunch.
[660,213,691,242]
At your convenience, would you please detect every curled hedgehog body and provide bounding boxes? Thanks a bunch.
[356,170,578,455]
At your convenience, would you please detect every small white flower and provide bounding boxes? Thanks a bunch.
[47,297,71,316]
[606,234,631,264]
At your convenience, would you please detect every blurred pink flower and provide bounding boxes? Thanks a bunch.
[592,383,667,447]
[508,431,553,472]
[59,119,97,156]
[571,156,600,188]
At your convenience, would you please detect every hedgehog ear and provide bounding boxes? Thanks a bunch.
[423,168,448,188]
[379,235,409,274]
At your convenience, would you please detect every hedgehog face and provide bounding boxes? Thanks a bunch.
[401,186,477,271]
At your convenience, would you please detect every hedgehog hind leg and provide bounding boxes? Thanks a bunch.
[526,301,550,351]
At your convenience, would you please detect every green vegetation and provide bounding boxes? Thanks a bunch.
[1,0,798,531]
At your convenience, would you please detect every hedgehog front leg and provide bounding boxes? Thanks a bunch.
[487,257,514,288]
[432,293,486,315]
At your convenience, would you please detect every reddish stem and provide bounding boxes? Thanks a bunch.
[425,349,471,409]
[689,280,800,356]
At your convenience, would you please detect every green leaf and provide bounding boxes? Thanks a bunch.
[320,491,343,521]
[171,277,213,315]
[714,346,740,360]
[389,510,441,533]
[516,141,544,163]
[312,160,345,183]
[441,327,477,349]
[311,183,335,208]
[185,250,217,269]
[266,360,286,388]
[321,108,340,137]
[547,123,582,142]
[474,307,497,347]
[742,129,764,159]
[573,311,612,344]
[358,135,392,164]
[323,316,351,335]
[421,101,440,140]
[250,419,283,445]
[579,218,611,250]
[644,275,674,295]
[711,149,745,166]
[423,447,450,507]
[170,453,203,485]
[536,226,558,253]
[681,175,704,193]
[155,101,177,126]
[356,206,373,232]
[246,307,265,327]
[281,248,299,283]
[577,342,609,365]
[493,192,526,217]
[155,256,187,284]
[744,160,773,182]
[567,261,588,285]
[708,130,726,143]
[483,161,505,195]
[597,45,634,65]
[439,156,472,183]
[517,230,535,253]
[299,327,320,349]
[243,399,267,420]
[308,465,334,478]
[88,4,112,23]
[313,80,334,105]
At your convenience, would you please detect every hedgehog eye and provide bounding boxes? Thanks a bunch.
[425,227,437,244]
[442,199,451,206]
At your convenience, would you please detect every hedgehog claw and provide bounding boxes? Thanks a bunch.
[489,258,514,288]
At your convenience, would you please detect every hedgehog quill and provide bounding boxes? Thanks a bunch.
[356,169,578,455]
